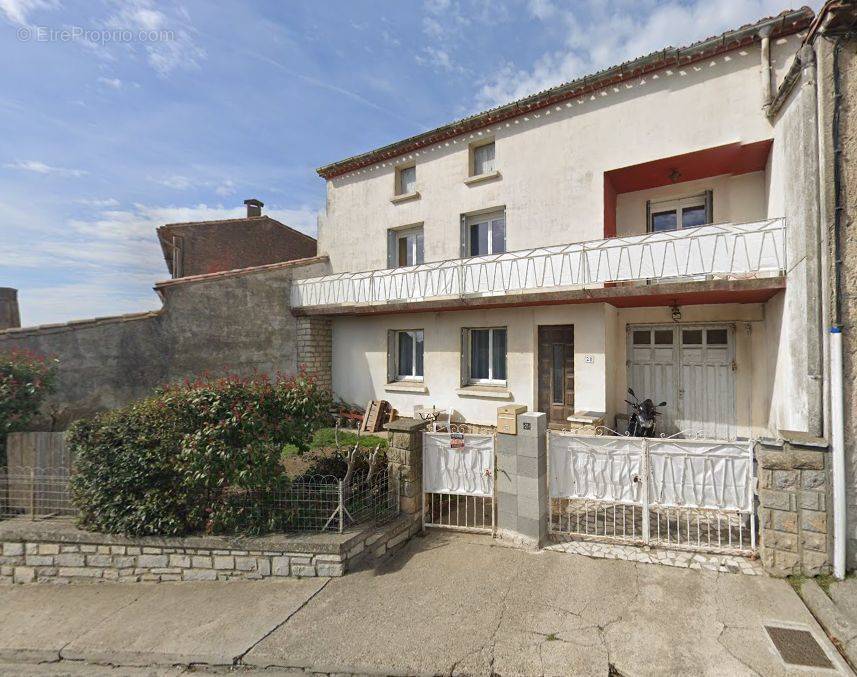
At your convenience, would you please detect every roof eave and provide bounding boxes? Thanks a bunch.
[316,6,814,180]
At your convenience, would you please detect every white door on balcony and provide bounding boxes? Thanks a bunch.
[627,325,736,440]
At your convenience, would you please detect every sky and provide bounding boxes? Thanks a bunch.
[0,0,822,327]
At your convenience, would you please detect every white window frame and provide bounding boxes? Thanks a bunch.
[470,141,495,176]
[463,209,505,257]
[465,327,507,385]
[396,164,416,196]
[394,225,424,267]
[393,329,424,381]
[648,192,712,233]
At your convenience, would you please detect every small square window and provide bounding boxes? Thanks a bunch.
[472,142,495,176]
[654,330,674,345]
[682,329,703,345]
[391,330,424,380]
[465,327,507,384]
[633,330,651,345]
[396,165,416,195]
[707,329,728,345]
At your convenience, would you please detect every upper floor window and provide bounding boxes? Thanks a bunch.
[464,327,507,385]
[397,165,416,195]
[387,225,424,268]
[462,209,505,257]
[648,191,712,233]
[472,141,495,176]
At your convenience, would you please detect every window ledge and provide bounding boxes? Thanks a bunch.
[384,381,428,394]
[455,385,512,400]
[464,170,501,186]
[390,191,420,204]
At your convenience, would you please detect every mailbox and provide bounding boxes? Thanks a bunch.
[497,404,528,435]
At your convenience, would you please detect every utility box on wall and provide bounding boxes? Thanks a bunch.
[497,404,528,435]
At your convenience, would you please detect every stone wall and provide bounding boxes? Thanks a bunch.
[0,257,329,429]
[757,432,832,576]
[296,317,332,391]
[384,417,428,517]
[0,515,420,585]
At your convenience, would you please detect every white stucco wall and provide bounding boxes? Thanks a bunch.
[332,304,612,425]
[318,35,802,274]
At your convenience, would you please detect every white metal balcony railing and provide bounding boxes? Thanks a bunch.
[291,218,786,309]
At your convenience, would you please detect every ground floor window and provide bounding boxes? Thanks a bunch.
[465,327,507,384]
[392,329,424,380]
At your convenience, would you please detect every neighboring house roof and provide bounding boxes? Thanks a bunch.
[156,215,317,277]
[153,255,329,292]
[316,6,814,180]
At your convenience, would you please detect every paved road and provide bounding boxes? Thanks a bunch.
[0,531,849,676]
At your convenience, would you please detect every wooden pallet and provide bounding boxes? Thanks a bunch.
[360,400,390,433]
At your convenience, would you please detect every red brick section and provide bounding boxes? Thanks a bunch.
[157,216,317,278]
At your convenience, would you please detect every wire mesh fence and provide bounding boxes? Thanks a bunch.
[0,467,400,534]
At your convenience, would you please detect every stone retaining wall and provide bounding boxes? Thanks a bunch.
[757,432,832,576]
[0,514,420,585]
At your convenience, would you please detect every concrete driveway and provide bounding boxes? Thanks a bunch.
[0,531,849,676]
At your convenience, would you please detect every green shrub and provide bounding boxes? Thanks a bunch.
[0,349,57,466]
[69,372,333,536]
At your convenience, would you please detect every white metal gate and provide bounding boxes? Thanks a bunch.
[627,324,737,439]
[548,432,755,555]
[423,429,495,533]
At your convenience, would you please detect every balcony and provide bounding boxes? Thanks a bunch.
[292,218,786,314]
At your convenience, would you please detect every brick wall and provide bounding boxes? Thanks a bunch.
[757,433,831,576]
[296,317,332,391]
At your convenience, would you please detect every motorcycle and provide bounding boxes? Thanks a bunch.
[625,388,667,437]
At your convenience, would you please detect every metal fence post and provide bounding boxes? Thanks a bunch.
[30,467,36,521]
[641,438,650,544]
[337,480,344,534]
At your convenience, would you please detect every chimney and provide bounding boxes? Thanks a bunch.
[244,198,263,218]
[0,287,21,330]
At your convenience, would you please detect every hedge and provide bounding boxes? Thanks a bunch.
[69,372,333,536]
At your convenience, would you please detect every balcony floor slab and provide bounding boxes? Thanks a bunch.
[291,276,785,317]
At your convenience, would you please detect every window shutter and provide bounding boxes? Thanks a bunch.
[387,230,397,269]
[460,328,469,386]
[387,330,396,383]
[460,215,467,258]
[704,189,714,224]
[645,200,652,233]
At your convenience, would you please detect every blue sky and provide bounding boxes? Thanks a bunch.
[0,0,820,326]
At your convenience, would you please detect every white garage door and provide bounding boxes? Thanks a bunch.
[627,325,736,440]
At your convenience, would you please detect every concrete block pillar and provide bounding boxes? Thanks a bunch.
[496,412,548,549]
[384,417,430,516]
[295,317,331,391]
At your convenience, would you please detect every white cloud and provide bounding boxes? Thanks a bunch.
[415,46,462,73]
[152,174,193,190]
[0,0,59,25]
[75,197,120,207]
[215,179,236,197]
[4,160,88,177]
[476,0,814,109]
[97,76,123,89]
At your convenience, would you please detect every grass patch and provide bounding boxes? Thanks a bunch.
[545,633,559,641]
[788,574,807,594]
[816,573,836,596]
[311,427,388,450]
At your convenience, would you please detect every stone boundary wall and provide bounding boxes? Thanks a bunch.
[757,432,831,576]
[0,514,420,585]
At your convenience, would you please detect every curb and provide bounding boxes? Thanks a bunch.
[797,579,857,672]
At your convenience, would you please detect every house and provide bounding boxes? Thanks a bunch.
[293,8,817,444]
[156,198,317,278]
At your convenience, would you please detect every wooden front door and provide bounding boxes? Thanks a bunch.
[538,325,574,426]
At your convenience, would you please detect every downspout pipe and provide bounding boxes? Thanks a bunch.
[760,26,773,111]
[830,36,847,580]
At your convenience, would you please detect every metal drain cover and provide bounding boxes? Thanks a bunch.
[765,625,834,669]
